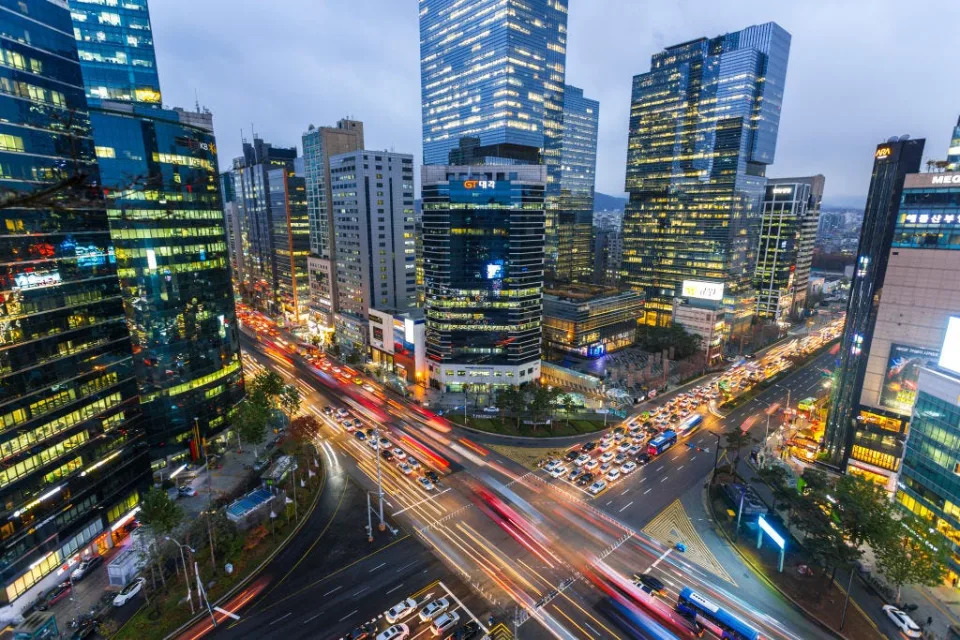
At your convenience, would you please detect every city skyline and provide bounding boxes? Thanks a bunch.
[150,0,960,206]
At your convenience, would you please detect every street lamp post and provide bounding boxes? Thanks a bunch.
[372,429,386,531]
[709,430,722,483]
[164,536,196,614]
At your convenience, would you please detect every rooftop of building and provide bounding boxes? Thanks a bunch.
[543,283,624,301]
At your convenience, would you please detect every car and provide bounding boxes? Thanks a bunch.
[354,430,367,441]
[450,621,481,640]
[406,457,421,470]
[613,433,625,442]
[380,450,394,461]
[363,384,375,393]
[599,462,611,472]
[322,406,334,415]
[543,459,561,472]
[614,453,627,464]
[113,577,145,607]
[600,433,613,444]
[882,605,921,638]
[482,406,500,414]
[600,451,615,464]
[418,476,435,491]
[425,470,441,483]
[398,463,413,475]
[564,450,580,461]
[605,469,621,482]
[613,426,625,435]
[392,447,407,460]
[599,439,616,451]
[336,408,349,418]
[376,624,410,640]
[621,461,637,474]
[432,611,460,635]
[581,441,597,452]
[574,454,590,466]
[344,421,357,433]
[345,622,376,639]
[549,465,567,478]
[70,555,104,581]
[385,598,418,623]
[588,480,607,495]
[379,437,390,448]
[628,445,642,456]
[36,582,71,610]
[567,468,582,481]
[634,573,665,595]
[577,472,594,486]
[418,597,450,622]
[368,437,380,450]
[584,459,599,471]
[69,619,99,640]
[617,442,631,454]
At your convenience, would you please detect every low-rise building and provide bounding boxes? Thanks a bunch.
[672,298,725,363]
[368,309,427,384]
[542,285,643,358]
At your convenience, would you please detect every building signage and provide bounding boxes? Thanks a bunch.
[875,146,892,159]
[771,186,794,195]
[900,213,958,225]
[14,269,61,290]
[879,343,940,415]
[939,317,960,376]
[758,514,785,549]
[463,179,496,190]
[681,279,724,301]
[904,172,960,189]
[930,174,960,185]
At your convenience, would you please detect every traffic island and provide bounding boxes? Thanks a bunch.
[449,414,608,437]
[707,483,883,640]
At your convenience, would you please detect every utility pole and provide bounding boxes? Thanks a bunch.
[195,561,217,628]
[196,416,216,568]
[710,430,722,483]
[373,429,385,531]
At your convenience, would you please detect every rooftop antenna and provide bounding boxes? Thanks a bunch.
[194,88,200,113]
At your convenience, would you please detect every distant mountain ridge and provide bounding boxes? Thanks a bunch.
[594,192,627,212]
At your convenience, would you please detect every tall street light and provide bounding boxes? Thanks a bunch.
[165,536,196,614]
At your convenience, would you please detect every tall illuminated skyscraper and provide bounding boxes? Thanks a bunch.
[0,0,149,611]
[622,22,791,337]
[947,115,960,171]
[552,84,599,283]
[68,0,162,104]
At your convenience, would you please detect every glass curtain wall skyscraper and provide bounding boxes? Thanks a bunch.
[622,23,791,338]
[0,1,149,610]
[68,0,161,104]
[552,84,598,284]
[268,159,309,324]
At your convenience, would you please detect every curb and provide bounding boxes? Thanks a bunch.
[131,459,328,640]
[703,483,865,640]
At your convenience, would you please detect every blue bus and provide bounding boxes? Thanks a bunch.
[647,430,678,456]
[676,414,703,437]
[677,587,761,640]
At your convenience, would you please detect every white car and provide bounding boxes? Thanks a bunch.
[398,463,413,475]
[543,459,561,472]
[549,465,567,478]
[113,577,145,607]
[418,597,450,622]
[621,461,637,474]
[574,454,590,466]
[336,408,349,418]
[584,459,599,471]
[376,625,410,640]
[617,443,631,454]
[392,447,407,460]
[588,480,607,495]
[431,611,460,636]
[600,451,615,464]
[386,598,418,623]
[600,433,613,444]
[418,476,435,491]
[605,468,621,482]
[406,457,421,470]
[882,605,921,638]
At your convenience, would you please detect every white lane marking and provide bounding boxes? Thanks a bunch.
[369,562,387,572]
[660,476,668,483]
[396,561,417,573]
[338,609,358,622]
[322,586,342,596]
[386,583,405,594]
[584,621,601,636]
[619,501,634,513]
[606,500,613,506]
[621,488,630,496]
[392,488,451,516]
[270,612,293,625]
[644,488,652,495]
[677,465,684,471]
[303,612,323,624]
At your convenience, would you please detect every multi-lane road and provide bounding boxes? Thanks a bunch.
[186,324,851,640]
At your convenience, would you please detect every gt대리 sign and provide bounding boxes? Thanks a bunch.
[463,179,496,189]
[681,280,724,301]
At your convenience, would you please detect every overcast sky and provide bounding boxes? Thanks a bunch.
[151,1,960,207]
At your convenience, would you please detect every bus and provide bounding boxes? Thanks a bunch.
[797,397,817,414]
[647,430,678,456]
[676,414,703,438]
[677,587,761,640]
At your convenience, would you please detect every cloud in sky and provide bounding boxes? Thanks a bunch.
[151,0,960,205]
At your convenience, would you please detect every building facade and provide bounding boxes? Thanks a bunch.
[422,166,546,391]
[542,286,642,358]
[0,1,149,611]
[898,363,960,581]
[301,120,364,329]
[947,115,960,171]
[330,151,417,352]
[220,170,245,287]
[622,22,791,338]
[550,85,598,284]
[89,104,244,462]
[825,138,925,471]
[68,0,161,105]
[368,309,427,385]
[268,162,309,323]
[754,175,824,321]
[672,299,725,363]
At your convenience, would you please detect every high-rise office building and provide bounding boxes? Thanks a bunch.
[330,151,417,351]
[419,0,567,167]
[301,120,364,329]
[90,105,244,461]
[0,1,149,611]
[268,159,309,323]
[622,22,791,337]
[824,137,925,471]
[948,115,960,171]
[69,0,162,105]
[754,175,824,321]
[422,166,546,391]
[550,85,599,284]
[229,137,298,313]
[221,171,245,287]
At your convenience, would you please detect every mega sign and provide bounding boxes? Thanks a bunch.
[681,280,724,301]
[463,179,496,189]
[930,174,960,185]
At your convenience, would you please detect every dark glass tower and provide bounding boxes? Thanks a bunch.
[0,0,149,609]
[824,137,925,468]
[623,23,791,337]
[268,161,309,323]
[90,105,245,460]
[69,0,162,104]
